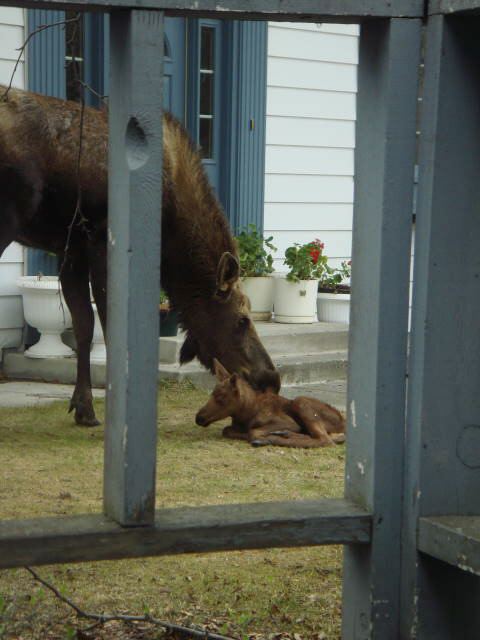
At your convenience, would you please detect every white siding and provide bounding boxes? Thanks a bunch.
[0,7,26,357]
[264,22,358,272]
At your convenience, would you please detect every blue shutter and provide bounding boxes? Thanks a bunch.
[27,10,66,275]
[83,14,107,108]
[222,21,267,234]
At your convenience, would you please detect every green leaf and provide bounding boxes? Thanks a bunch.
[235,224,277,277]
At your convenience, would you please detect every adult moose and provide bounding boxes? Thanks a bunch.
[0,87,280,425]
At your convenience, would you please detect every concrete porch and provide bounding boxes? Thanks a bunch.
[1,322,349,410]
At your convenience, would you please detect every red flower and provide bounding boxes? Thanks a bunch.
[309,247,320,264]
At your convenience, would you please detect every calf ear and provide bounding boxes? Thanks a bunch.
[213,358,230,382]
[215,252,239,300]
[180,334,198,364]
[229,373,240,396]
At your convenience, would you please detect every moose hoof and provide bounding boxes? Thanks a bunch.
[69,400,101,427]
[75,414,101,427]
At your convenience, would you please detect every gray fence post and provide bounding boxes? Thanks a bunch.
[341,18,421,638]
[401,14,480,638]
[104,9,164,526]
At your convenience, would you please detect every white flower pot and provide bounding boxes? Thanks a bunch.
[91,304,107,363]
[273,277,318,323]
[241,276,274,321]
[17,276,74,359]
[317,292,351,324]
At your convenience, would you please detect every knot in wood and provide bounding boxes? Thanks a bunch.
[125,116,149,170]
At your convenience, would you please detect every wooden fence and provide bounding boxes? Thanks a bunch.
[1,1,480,637]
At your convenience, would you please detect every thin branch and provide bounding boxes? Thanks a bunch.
[77,79,108,105]
[2,14,81,102]
[25,567,236,640]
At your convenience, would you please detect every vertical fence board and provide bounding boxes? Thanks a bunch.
[401,14,480,638]
[104,9,163,526]
[341,18,421,639]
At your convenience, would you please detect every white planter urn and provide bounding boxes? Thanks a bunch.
[273,277,319,323]
[241,276,274,321]
[17,276,74,359]
[317,292,351,324]
[91,303,107,363]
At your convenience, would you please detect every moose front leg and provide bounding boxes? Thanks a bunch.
[59,252,99,426]
[89,236,107,336]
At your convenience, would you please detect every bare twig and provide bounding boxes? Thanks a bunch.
[2,14,81,102]
[77,78,108,106]
[25,567,236,640]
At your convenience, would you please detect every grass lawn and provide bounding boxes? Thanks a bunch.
[0,381,345,640]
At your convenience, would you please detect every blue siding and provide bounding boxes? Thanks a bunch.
[27,10,66,276]
[83,14,106,108]
[27,10,66,98]
[222,21,267,234]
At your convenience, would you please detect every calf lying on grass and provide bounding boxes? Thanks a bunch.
[195,360,346,448]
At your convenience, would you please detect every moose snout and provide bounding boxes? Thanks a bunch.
[195,410,209,427]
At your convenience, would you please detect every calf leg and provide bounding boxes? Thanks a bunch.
[252,432,333,449]
[222,424,250,441]
[59,252,99,426]
[249,417,314,448]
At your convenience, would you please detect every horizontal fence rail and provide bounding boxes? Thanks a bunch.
[0,500,370,569]
[429,0,480,14]
[0,0,426,19]
[418,517,480,577]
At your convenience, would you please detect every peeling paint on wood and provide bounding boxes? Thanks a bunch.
[0,499,371,569]
[418,517,480,577]
[0,0,425,19]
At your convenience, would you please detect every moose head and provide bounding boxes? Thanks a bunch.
[178,252,281,394]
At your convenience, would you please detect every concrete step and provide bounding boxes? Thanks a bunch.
[281,379,347,413]
[256,321,349,357]
[159,350,348,390]
[160,321,349,363]
[3,347,348,391]
[275,351,348,386]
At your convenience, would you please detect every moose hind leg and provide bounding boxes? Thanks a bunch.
[60,253,99,426]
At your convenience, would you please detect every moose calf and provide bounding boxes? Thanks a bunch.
[195,360,346,448]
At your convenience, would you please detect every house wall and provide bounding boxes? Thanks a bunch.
[264,22,359,273]
[0,7,26,358]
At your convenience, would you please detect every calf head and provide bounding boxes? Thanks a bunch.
[195,359,253,427]
[180,252,281,394]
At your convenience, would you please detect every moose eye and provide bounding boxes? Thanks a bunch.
[237,316,250,332]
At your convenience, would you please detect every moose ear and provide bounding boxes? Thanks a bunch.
[180,334,198,364]
[215,252,239,300]
[213,358,230,382]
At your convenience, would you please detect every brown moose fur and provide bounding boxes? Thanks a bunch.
[0,87,279,425]
[196,360,346,448]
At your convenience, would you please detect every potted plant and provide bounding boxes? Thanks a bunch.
[159,289,178,337]
[235,224,276,321]
[317,260,351,324]
[274,239,328,323]
[16,274,74,358]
